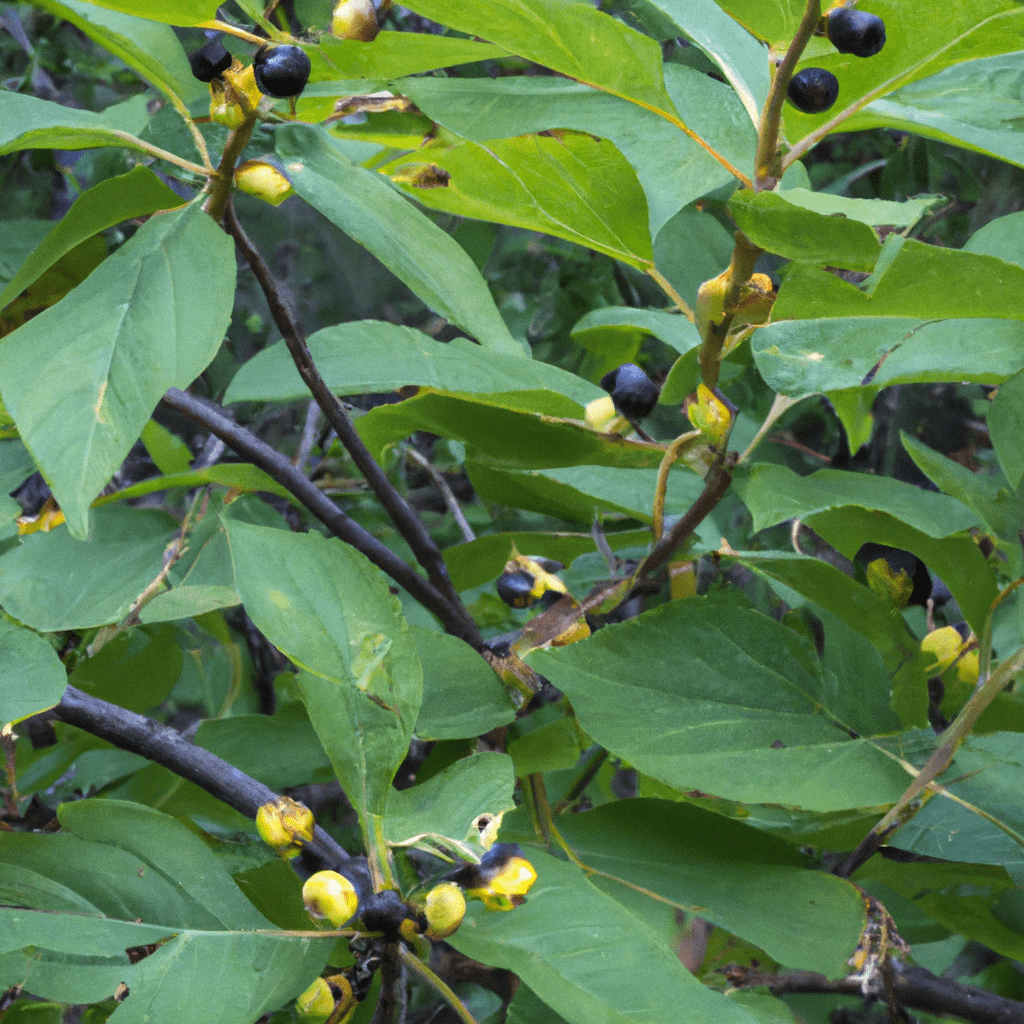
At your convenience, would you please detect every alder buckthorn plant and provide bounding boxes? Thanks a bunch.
[2,0,1024,1022]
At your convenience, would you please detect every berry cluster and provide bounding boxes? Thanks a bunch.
[787,5,887,115]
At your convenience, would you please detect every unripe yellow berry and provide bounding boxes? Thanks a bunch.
[331,0,379,40]
[209,62,262,129]
[425,881,466,939]
[234,159,294,206]
[296,977,334,1019]
[302,870,359,927]
[255,796,314,858]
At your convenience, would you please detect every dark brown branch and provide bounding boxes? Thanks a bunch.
[221,200,480,647]
[161,387,476,639]
[726,965,1024,1024]
[54,685,372,897]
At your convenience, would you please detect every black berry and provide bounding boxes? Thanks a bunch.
[826,8,886,58]
[600,363,659,421]
[253,45,311,98]
[787,68,839,114]
[189,38,232,83]
[497,570,536,609]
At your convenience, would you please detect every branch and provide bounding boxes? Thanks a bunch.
[53,685,372,897]
[221,200,480,646]
[726,965,1024,1024]
[161,387,478,643]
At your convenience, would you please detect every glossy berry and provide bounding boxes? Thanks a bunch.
[826,8,886,58]
[600,363,659,420]
[253,45,311,98]
[787,68,839,114]
[189,38,232,82]
[497,570,537,609]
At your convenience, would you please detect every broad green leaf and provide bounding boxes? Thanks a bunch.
[752,316,1024,398]
[653,204,737,315]
[777,187,942,229]
[715,0,801,47]
[0,507,176,631]
[901,431,1024,546]
[990,368,1024,488]
[530,598,912,812]
[317,31,502,82]
[721,550,919,678]
[729,190,881,271]
[274,124,524,356]
[411,627,516,740]
[382,132,653,267]
[506,986,573,1024]
[33,0,205,105]
[641,0,771,125]
[356,391,670,471]
[51,0,221,25]
[400,0,675,115]
[0,168,183,311]
[398,72,745,240]
[384,751,515,845]
[772,237,1024,322]
[0,621,66,724]
[468,463,706,526]
[451,850,756,1024]
[0,92,150,158]
[734,463,978,538]
[224,519,422,830]
[964,209,1024,265]
[139,418,193,475]
[571,307,700,362]
[847,51,1024,169]
[508,717,582,775]
[224,322,600,407]
[557,800,866,977]
[0,203,235,538]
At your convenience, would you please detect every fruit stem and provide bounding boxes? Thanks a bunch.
[647,265,695,322]
[198,19,282,45]
[753,0,822,190]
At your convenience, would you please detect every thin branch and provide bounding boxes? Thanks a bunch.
[221,200,480,646]
[53,685,372,896]
[405,447,475,544]
[725,965,1024,1024]
[160,387,476,642]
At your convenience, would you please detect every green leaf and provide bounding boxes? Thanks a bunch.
[777,187,942,230]
[0,621,66,724]
[411,627,516,740]
[398,72,746,240]
[752,315,1024,398]
[964,209,1024,265]
[224,519,422,831]
[571,307,700,361]
[729,190,881,271]
[508,717,582,775]
[640,0,771,125]
[0,167,183,312]
[317,30,502,82]
[381,132,653,267]
[529,598,912,812]
[451,850,757,1024]
[734,463,978,538]
[356,392,668,471]
[52,0,222,25]
[274,124,524,356]
[0,203,236,538]
[0,507,176,631]
[557,800,867,977]
[384,751,515,845]
[32,0,205,105]
[990,368,1024,488]
[224,321,600,407]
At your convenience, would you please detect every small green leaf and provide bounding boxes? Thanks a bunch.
[54,0,222,25]
[0,621,66,724]
[990,369,1024,489]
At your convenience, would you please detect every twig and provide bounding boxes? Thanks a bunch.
[405,447,475,543]
[398,946,479,1024]
[53,685,372,895]
[221,200,480,646]
[725,964,1024,1024]
[160,388,477,643]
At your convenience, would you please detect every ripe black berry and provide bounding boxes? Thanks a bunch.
[497,570,537,609]
[787,68,839,114]
[189,38,232,83]
[253,45,311,98]
[600,363,659,421]
[826,8,886,58]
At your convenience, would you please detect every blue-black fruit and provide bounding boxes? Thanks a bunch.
[253,44,311,98]
[497,570,537,609]
[189,38,232,82]
[827,8,886,57]
[787,68,839,114]
[600,363,659,420]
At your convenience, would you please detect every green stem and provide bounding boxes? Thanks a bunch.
[398,947,479,1024]
[109,132,208,177]
[203,117,256,223]
[753,0,821,190]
